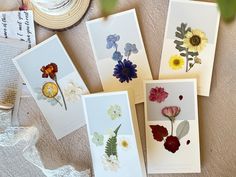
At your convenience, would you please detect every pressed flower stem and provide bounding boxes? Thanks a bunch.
[54,78,67,111]
[53,97,63,107]
[127,50,131,60]
[187,62,196,72]
[171,120,173,136]
[185,48,189,72]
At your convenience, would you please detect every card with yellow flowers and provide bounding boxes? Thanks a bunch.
[82,91,146,177]
[13,35,89,139]
[159,0,220,96]
[144,79,200,174]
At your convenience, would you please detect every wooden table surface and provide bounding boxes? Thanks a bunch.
[1,0,236,177]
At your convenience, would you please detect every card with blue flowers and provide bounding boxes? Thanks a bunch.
[13,35,89,139]
[144,79,200,174]
[159,0,220,96]
[86,9,153,104]
[82,91,146,177]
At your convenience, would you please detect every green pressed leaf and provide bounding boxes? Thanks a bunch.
[186,27,191,33]
[180,53,186,57]
[181,23,187,30]
[174,40,184,45]
[188,51,199,57]
[176,45,185,52]
[217,0,236,22]
[105,124,121,157]
[188,58,193,61]
[100,0,118,16]
[175,23,189,39]
[176,120,190,140]
[175,32,183,39]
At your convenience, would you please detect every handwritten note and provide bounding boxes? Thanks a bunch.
[0,11,36,49]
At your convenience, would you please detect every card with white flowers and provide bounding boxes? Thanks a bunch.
[159,0,220,96]
[82,91,146,177]
[86,9,153,104]
[144,79,201,174]
[12,35,89,139]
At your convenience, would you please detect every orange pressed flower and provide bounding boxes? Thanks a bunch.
[40,63,58,79]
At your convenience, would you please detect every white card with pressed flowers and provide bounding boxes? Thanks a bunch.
[82,91,146,177]
[86,9,153,104]
[12,35,89,139]
[159,0,220,96]
[144,79,200,174]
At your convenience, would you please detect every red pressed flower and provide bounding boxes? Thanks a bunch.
[149,87,168,103]
[164,136,180,153]
[19,5,28,11]
[162,106,181,119]
[150,124,168,142]
[40,63,58,79]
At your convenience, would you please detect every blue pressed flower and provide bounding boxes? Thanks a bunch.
[124,43,138,56]
[112,51,123,61]
[106,34,120,49]
[113,59,138,83]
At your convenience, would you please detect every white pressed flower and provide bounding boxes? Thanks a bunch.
[107,104,122,120]
[102,154,120,171]
[63,81,86,102]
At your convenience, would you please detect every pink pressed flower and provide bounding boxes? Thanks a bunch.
[162,106,181,118]
[149,87,168,103]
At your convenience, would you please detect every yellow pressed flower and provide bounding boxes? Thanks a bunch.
[120,138,129,150]
[183,29,208,52]
[42,82,58,98]
[169,55,185,70]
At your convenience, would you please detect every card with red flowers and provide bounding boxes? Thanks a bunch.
[159,0,220,97]
[12,35,89,139]
[86,9,153,104]
[144,79,201,174]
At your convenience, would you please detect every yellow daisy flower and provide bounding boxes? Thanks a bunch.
[120,138,129,150]
[42,82,58,98]
[169,55,185,70]
[183,29,208,52]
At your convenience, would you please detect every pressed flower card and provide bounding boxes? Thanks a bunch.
[86,9,153,104]
[13,35,89,139]
[159,0,220,96]
[144,79,201,174]
[82,91,146,177]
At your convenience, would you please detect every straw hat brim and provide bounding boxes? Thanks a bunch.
[29,0,90,30]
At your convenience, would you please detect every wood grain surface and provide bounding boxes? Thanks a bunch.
[1,0,236,177]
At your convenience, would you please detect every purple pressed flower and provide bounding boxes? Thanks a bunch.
[124,43,138,57]
[112,51,123,61]
[106,34,120,49]
[113,59,137,83]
